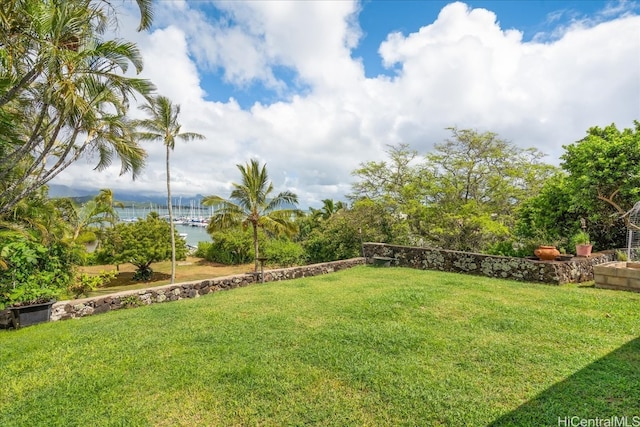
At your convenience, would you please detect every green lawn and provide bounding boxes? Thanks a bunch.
[1,266,639,426]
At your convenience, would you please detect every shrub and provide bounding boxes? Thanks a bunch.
[194,241,212,258]
[263,239,307,267]
[68,270,116,298]
[0,238,75,308]
[205,229,259,265]
[485,240,540,258]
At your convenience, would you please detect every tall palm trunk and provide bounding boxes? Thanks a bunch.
[167,145,176,284]
[253,223,259,272]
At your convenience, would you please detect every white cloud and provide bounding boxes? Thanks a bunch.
[53,1,640,209]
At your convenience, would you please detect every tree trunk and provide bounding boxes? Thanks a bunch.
[253,223,259,272]
[167,145,176,284]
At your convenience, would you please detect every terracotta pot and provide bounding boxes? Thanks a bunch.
[534,245,560,261]
[575,244,593,257]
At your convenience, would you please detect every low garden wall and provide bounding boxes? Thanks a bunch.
[594,261,640,292]
[363,243,618,285]
[0,244,628,329]
[48,258,364,322]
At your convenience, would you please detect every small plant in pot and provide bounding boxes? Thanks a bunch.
[572,231,592,257]
[4,279,62,329]
[1,239,73,328]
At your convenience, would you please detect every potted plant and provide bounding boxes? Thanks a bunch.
[7,293,58,329]
[1,239,72,328]
[572,231,593,257]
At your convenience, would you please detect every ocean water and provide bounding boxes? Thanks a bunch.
[115,207,212,247]
[174,223,211,247]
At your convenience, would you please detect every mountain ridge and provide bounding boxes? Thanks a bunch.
[48,184,207,207]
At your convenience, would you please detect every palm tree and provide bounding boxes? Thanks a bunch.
[0,0,155,216]
[314,198,346,221]
[93,189,124,227]
[203,160,302,272]
[135,96,204,284]
[62,189,124,242]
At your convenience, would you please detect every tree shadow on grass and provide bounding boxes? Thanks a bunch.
[490,337,640,426]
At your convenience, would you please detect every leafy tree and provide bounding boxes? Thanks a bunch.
[202,160,302,272]
[349,130,557,252]
[560,122,640,246]
[135,95,204,283]
[96,212,186,281]
[514,172,577,247]
[511,123,640,251]
[303,199,408,263]
[419,128,556,251]
[349,143,423,210]
[0,0,155,215]
[425,128,556,217]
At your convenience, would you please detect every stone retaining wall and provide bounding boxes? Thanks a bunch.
[0,245,629,329]
[49,258,364,322]
[363,243,617,285]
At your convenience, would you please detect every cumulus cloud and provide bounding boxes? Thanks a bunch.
[53,1,640,208]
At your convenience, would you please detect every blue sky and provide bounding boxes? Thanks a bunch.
[194,0,634,109]
[54,0,640,208]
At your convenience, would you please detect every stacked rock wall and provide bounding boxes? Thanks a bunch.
[50,258,364,321]
[363,243,617,284]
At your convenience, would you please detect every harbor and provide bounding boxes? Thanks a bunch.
[115,205,212,248]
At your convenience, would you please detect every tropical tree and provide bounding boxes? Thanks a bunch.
[93,189,123,226]
[310,198,346,221]
[202,160,302,272]
[134,95,204,284]
[96,212,187,281]
[518,122,640,250]
[0,187,76,307]
[302,199,409,263]
[349,143,423,210]
[63,189,124,242]
[0,0,155,216]
[561,122,640,230]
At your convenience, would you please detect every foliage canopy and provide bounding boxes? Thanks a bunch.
[96,213,187,280]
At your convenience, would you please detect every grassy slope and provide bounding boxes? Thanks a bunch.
[1,266,639,426]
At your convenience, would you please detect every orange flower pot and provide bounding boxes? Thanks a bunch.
[534,245,560,261]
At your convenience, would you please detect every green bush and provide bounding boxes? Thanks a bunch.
[80,251,99,266]
[485,240,540,258]
[263,239,307,267]
[0,238,75,308]
[76,230,97,245]
[68,270,117,298]
[194,241,212,258]
[205,229,259,265]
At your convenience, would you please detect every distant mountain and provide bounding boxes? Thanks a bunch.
[47,184,207,207]
[47,184,96,198]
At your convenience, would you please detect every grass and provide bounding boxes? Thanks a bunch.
[1,266,639,426]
